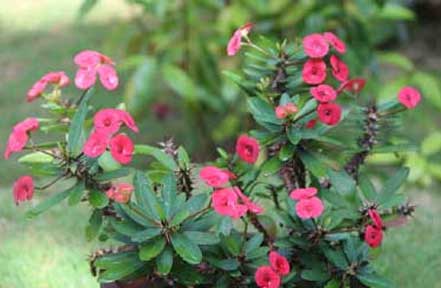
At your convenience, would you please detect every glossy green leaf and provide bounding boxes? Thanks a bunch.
[135,145,177,171]
[89,190,109,209]
[171,233,202,264]
[27,183,76,218]
[67,181,86,206]
[133,170,165,221]
[156,247,173,275]
[139,237,166,261]
[183,231,220,245]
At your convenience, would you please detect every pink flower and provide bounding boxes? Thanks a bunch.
[227,23,253,56]
[75,67,97,90]
[255,266,281,288]
[106,183,133,203]
[269,251,290,276]
[93,109,139,135]
[26,79,48,102]
[323,32,346,54]
[368,209,383,229]
[310,84,337,103]
[236,189,264,214]
[302,59,327,85]
[306,119,317,129]
[4,118,40,159]
[317,103,342,126]
[338,78,366,94]
[83,131,109,158]
[398,86,421,109]
[199,166,231,187]
[26,71,70,102]
[236,135,260,164]
[275,103,298,119]
[295,196,324,219]
[330,55,349,82]
[42,71,70,87]
[97,65,119,91]
[211,187,248,219]
[303,33,329,58]
[275,106,288,119]
[13,176,34,205]
[364,225,383,248]
[290,187,318,201]
[73,50,118,91]
[109,134,134,165]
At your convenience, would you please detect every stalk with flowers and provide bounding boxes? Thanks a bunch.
[5,24,421,288]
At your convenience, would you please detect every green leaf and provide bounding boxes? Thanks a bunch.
[328,169,356,195]
[131,228,162,242]
[207,258,239,271]
[110,218,141,237]
[298,150,327,177]
[358,175,377,201]
[323,247,348,270]
[377,52,414,71]
[78,0,99,18]
[135,145,177,171]
[378,4,415,21]
[156,247,173,275]
[301,268,330,282]
[98,151,121,172]
[139,237,166,261]
[18,152,54,164]
[85,209,103,241]
[170,209,190,227]
[171,233,202,264]
[27,184,75,217]
[161,173,177,219]
[97,252,144,283]
[133,170,165,221]
[67,181,86,206]
[115,203,156,227]
[357,273,395,288]
[247,97,282,125]
[411,71,441,109]
[184,193,209,214]
[67,88,94,156]
[177,146,190,168]
[89,190,109,209]
[379,167,409,203]
[244,233,264,254]
[162,65,197,101]
[422,132,441,156]
[183,231,220,245]
[94,168,131,181]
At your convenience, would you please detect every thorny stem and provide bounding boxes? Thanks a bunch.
[35,174,66,190]
[248,212,273,249]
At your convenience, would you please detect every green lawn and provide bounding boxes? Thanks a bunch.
[1,1,440,288]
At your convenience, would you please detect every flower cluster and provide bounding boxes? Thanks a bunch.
[4,118,39,159]
[275,103,298,119]
[235,134,260,164]
[289,187,324,219]
[255,251,291,288]
[83,108,138,164]
[106,183,134,204]
[227,23,253,56]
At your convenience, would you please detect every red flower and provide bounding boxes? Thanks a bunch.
[199,166,231,187]
[290,187,318,201]
[303,33,329,58]
[109,134,134,165]
[302,59,327,85]
[295,196,324,219]
[269,251,290,276]
[4,118,40,159]
[306,119,317,129]
[236,189,264,214]
[83,131,109,158]
[236,135,260,164]
[73,50,119,91]
[310,84,337,103]
[323,32,346,54]
[368,209,383,229]
[364,225,383,248]
[317,103,342,126]
[398,86,421,109]
[227,23,253,56]
[330,55,349,82]
[211,187,248,219]
[255,266,281,288]
[106,183,133,203]
[13,176,34,205]
[117,110,139,133]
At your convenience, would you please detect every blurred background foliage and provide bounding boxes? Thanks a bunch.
[0,0,440,287]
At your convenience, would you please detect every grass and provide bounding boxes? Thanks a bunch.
[1,1,441,288]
